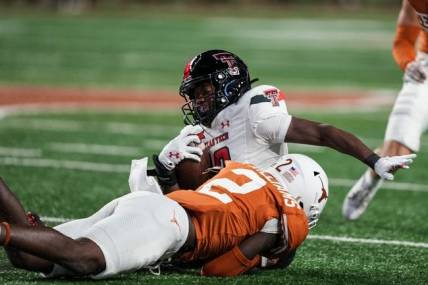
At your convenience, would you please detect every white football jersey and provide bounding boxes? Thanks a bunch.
[202,85,292,169]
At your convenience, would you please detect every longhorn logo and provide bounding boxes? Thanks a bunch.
[314,171,328,203]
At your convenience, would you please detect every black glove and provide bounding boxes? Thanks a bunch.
[152,154,177,187]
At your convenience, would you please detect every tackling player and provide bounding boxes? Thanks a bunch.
[343,0,428,220]
[0,152,337,278]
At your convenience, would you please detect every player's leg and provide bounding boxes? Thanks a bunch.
[343,79,425,220]
[0,223,105,275]
[0,177,56,272]
[0,177,116,275]
[82,192,190,279]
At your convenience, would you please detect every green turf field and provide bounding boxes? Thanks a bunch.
[0,109,427,285]
[0,7,401,90]
[0,6,427,285]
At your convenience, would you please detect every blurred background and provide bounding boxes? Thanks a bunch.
[0,0,402,91]
[1,1,428,284]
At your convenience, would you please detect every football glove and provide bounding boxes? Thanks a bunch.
[374,154,416,180]
[404,60,426,83]
[158,125,204,171]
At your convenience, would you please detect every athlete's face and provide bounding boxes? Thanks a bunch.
[192,81,216,123]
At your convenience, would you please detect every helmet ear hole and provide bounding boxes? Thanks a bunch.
[299,201,304,209]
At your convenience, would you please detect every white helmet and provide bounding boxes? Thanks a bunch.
[265,154,329,229]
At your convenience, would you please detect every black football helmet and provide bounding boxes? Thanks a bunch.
[179,49,252,126]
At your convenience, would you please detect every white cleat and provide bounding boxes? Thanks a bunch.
[342,169,383,220]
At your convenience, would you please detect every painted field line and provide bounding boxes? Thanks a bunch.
[0,157,426,193]
[331,178,428,192]
[47,140,166,156]
[41,216,73,223]
[308,235,428,249]
[40,216,428,249]
[0,157,130,173]
[1,118,181,136]
[0,147,41,157]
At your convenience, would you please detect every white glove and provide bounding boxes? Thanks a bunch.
[158,125,204,171]
[404,60,426,83]
[128,157,162,194]
[374,154,416,180]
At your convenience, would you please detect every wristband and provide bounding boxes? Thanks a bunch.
[1,222,11,247]
[363,153,381,169]
[153,154,177,187]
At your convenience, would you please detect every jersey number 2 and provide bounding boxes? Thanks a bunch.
[198,168,266,204]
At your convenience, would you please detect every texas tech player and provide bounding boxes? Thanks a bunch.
[166,49,415,188]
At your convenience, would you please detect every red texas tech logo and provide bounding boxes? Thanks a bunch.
[212,53,240,75]
[263,88,280,107]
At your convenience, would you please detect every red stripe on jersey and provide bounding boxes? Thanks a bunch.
[279,90,286,102]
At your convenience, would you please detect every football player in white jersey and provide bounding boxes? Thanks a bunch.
[152,49,415,192]
[343,0,428,220]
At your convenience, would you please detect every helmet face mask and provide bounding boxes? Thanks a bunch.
[179,50,251,126]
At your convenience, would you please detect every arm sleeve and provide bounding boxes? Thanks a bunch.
[253,113,292,144]
[392,25,420,70]
[201,246,261,277]
[249,86,292,144]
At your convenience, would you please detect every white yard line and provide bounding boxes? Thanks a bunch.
[48,143,142,156]
[0,147,41,157]
[331,178,428,192]
[1,119,181,136]
[0,157,426,192]
[308,235,428,249]
[2,117,427,149]
[0,157,130,173]
[40,215,428,249]
[47,140,166,156]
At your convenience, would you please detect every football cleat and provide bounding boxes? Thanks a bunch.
[342,169,383,220]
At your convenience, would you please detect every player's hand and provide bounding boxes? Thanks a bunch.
[404,60,426,83]
[158,125,204,170]
[374,154,416,180]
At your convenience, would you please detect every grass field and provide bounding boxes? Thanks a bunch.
[0,6,401,90]
[0,5,427,285]
[0,109,427,285]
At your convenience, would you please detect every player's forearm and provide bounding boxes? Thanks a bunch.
[317,124,379,168]
[0,178,30,225]
[201,232,277,276]
[285,117,378,169]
